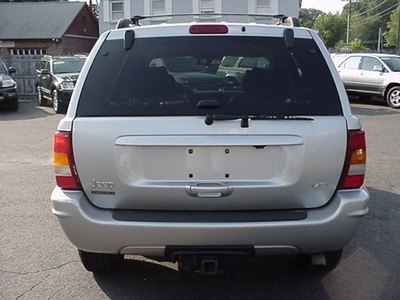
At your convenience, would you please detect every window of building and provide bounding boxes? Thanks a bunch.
[110,1,124,21]
[10,49,46,56]
[151,0,165,15]
[256,0,270,14]
[200,0,214,14]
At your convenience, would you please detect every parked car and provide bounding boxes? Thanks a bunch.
[334,53,400,108]
[217,56,271,83]
[149,56,229,89]
[51,14,369,274]
[36,55,86,113]
[0,59,18,111]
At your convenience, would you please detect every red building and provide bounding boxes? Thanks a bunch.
[0,2,99,99]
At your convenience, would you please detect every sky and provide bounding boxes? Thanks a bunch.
[301,0,347,14]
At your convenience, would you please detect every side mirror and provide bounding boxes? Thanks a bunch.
[40,69,50,75]
[8,67,16,74]
[373,65,383,72]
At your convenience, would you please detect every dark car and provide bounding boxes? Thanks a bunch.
[0,59,18,111]
[36,55,86,113]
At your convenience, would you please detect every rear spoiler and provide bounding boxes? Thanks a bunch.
[116,13,301,29]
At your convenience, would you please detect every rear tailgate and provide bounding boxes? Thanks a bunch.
[72,116,347,210]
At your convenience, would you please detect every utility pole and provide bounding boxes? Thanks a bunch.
[341,0,352,44]
[346,0,352,44]
[378,28,382,52]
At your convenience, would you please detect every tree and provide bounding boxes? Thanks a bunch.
[314,13,347,49]
[383,7,399,47]
[345,0,398,49]
[350,38,365,51]
[299,8,325,29]
[88,0,99,18]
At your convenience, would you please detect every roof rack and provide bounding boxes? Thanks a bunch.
[115,13,301,29]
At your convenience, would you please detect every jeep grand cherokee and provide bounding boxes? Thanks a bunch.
[51,14,369,274]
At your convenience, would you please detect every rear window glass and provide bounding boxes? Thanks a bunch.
[77,35,342,116]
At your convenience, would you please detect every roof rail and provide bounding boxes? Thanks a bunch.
[115,13,301,29]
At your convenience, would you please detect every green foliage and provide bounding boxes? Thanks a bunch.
[348,0,398,49]
[350,38,365,51]
[383,7,399,47]
[301,0,399,50]
[314,13,347,49]
[299,8,325,29]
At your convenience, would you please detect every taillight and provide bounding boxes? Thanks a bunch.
[189,24,228,34]
[53,131,81,189]
[339,130,366,189]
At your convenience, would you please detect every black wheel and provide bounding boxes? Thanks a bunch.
[78,249,124,272]
[52,89,63,114]
[297,249,343,272]
[386,86,400,108]
[8,98,19,111]
[37,86,47,106]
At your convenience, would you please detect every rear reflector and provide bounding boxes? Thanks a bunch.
[339,130,366,189]
[189,24,228,34]
[53,131,81,189]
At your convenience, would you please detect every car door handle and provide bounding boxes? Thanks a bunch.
[185,183,233,198]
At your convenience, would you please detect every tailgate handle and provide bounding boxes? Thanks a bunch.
[185,183,233,198]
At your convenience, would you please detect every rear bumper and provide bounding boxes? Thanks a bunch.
[51,187,369,257]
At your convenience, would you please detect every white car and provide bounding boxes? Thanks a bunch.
[51,14,369,274]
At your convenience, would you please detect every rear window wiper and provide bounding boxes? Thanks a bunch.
[205,114,249,127]
[205,114,313,127]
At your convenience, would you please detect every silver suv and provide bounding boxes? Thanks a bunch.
[51,14,369,274]
[334,53,400,108]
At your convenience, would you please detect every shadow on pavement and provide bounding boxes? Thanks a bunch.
[94,255,329,300]
[0,100,55,121]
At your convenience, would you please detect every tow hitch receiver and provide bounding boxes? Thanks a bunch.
[177,255,220,275]
[199,257,219,275]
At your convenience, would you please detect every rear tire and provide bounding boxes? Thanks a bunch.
[78,249,124,272]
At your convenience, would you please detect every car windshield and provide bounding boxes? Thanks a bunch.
[77,36,342,117]
[380,56,400,72]
[0,61,7,74]
[53,58,85,74]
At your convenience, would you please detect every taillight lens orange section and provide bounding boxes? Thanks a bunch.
[53,131,80,189]
[340,130,366,189]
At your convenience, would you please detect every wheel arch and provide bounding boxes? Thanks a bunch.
[383,82,400,98]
